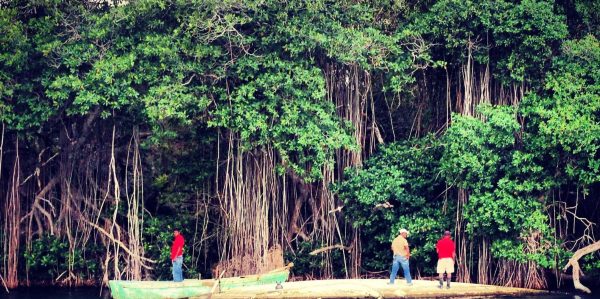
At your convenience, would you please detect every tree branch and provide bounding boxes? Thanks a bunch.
[310,244,351,255]
[563,241,600,293]
[84,220,156,269]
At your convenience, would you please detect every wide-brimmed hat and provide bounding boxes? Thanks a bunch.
[399,228,409,236]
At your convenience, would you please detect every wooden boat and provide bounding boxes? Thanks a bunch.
[108,264,292,299]
[108,279,212,299]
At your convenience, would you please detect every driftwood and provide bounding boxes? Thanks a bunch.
[310,244,351,255]
[563,240,600,294]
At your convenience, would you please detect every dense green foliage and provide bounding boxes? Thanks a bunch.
[337,35,600,276]
[334,136,450,273]
[415,0,568,82]
[24,235,102,281]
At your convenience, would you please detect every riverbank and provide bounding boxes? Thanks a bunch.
[201,278,549,298]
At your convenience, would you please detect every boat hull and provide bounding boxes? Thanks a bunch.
[108,280,211,299]
[108,269,290,298]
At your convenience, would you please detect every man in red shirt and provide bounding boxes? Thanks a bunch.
[171,229,185,282]
[435,230,456,289]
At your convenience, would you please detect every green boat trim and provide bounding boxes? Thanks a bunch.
[108,265,292,299]
[108,279,211,299]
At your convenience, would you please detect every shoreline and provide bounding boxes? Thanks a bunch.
[201,278,550,299]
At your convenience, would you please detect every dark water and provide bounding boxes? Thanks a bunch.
[501,296,600,299]
[0,287,111,299]
[1,288,600,299]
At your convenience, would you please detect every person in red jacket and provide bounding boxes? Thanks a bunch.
[436,230,456,289]
[171,229,185,282]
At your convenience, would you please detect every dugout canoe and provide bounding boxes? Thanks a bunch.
[108,280,211,299]
[108,266,291,299]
